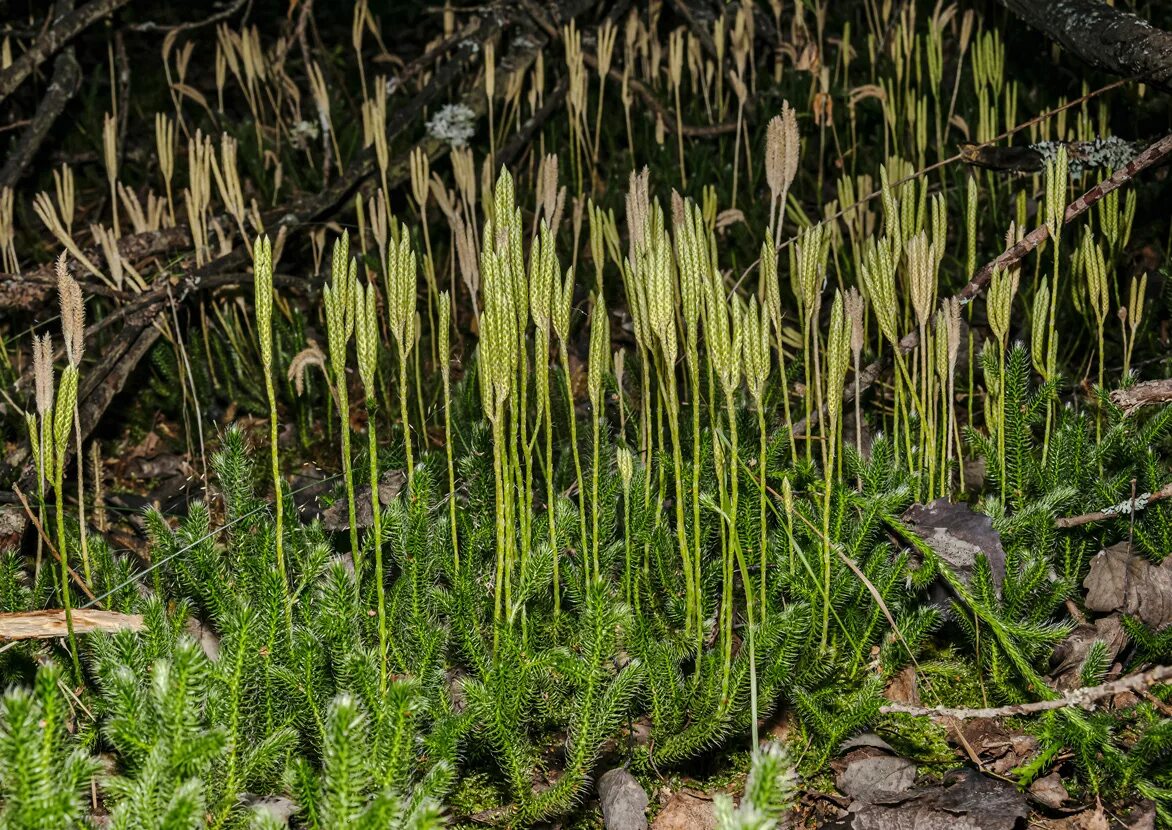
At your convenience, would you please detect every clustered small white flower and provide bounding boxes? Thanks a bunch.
[426,104,477,149]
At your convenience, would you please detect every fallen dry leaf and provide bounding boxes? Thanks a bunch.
[1083,542,1172,630]
[321,469,408,531]
[1028,771,1068,809]
[958,719,1039,776]
[1050,614,1129,691]
[885,665,920,705]
[837,755,917,803]
[827,767,1028,830]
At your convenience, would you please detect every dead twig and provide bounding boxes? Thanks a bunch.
[1109,379,1172,415]
[880,664,1172,719]
[996,0,1172,93]
[0,609,142,641]
[0,226,192,311]
[126,0,248,34]
[0,0,134,102]
[1054,481,1172,529]
[0,2,80,188]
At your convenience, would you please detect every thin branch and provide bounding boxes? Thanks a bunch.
[996,0,1172,93]
[1055,480,1172,529]
[0,609,142,641]
[880,664,1172,719]
[125,0,248,34]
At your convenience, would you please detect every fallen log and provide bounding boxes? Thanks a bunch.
[0,0,134,103]
[995,0,1172,93]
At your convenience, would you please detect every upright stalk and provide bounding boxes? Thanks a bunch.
[52,365,82,682]
[560,342,589,577]
[253,236,291,636]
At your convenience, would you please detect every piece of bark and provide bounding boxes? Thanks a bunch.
[598,767,649,830]
[995,0,1172,93]
[1110,379,1172,415]
[0,609,143,641]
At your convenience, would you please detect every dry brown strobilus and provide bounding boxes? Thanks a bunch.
[765,102,800,245]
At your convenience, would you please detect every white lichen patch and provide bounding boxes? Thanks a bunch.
[1100,491,1152,517]
[427,104,478,148]
[1033,136,1140,176]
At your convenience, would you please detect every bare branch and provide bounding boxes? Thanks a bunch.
[881,665,1172,719]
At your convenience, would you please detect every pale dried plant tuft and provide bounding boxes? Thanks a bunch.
[56,254,84,367]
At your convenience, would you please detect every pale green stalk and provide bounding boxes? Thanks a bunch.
[324,235,359,569]
[51,365,82,682]
[355,279,387,693]
[587,297,609,580]
[551,261,588,583]
[618,448,634,607]
[530,226,559,609]
[1041,147,1068,464]
[822,293,850,649]
[439,294,459,573]
[253,235,291,635]
[385,235,417,493]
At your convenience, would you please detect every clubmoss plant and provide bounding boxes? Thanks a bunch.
[586,296,609,581]
[50,357,81,680]
[354,277,387,693]
[552,261,587,567]
[823,292,851,647]
[323,234,359,563]
[438,292,459,574]
[529,225,559,611]
[252,233,291,633]
[385,233,417,494]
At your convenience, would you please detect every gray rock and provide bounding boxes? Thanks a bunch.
[599,767,649,830]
